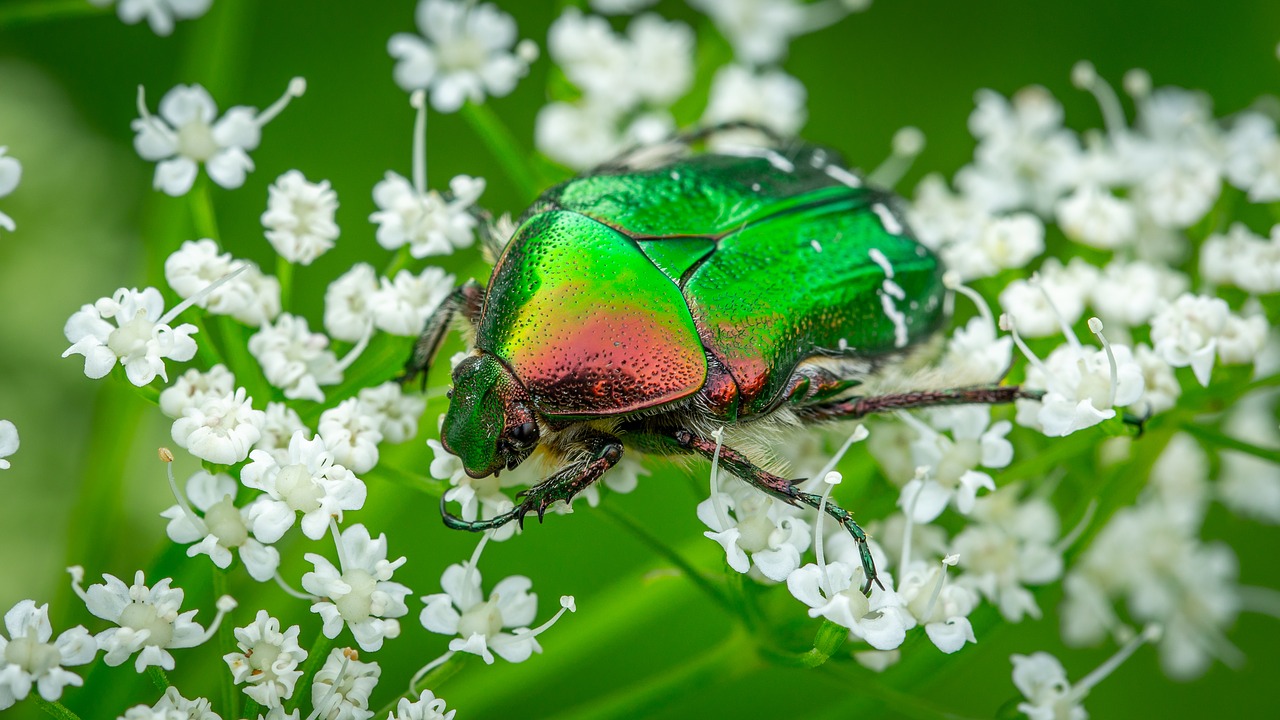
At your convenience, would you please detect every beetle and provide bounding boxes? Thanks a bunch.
[402,129,1035,594]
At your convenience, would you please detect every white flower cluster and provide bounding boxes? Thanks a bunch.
[0,146,21,234]
[89,0,212,37]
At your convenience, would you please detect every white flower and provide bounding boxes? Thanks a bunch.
[689,0,860,65]
[388,0,536,112]
[0,146,22,233]
[0,600,95,709]
[356,382,426,444]
[0,420,18,470]
[420,546,575,664]
[1089,259,1188,327]
[942,314,1014,384]
[318,400,384,474]
[1054,184,1137,249]
[1200,223,1280,295]
[1013,328,1145,437]
[699,483,812,582]
[311,648,379,720]
[388,690,456,720]
[536,101,664,170]
[787,537,913,651]
[1150,293,1265,386]
[940,212,1045,282]
[62,287,198,386]
[701,65,807,148]
[159,364,236,419]
[223,610,307,708]
[171,387,265,465]
[590,0,657,13]
[548,9,692,111]
[324,263,379,343]
[1133,343,1180,415]
[262,170,339,265]
[370,267,455,337]
[89,0,212,36]
[256,402,310,466]
[71,569,229,672]
[161,469,280,581]
[118,686,220,720]
[303,525,410,653]
[997,259,1097,339]
[1223,113,1280,202]
[895,559,978,654]
[133,79,305,195]
[953,487,1064,622]
[1011,653,1086,720]
[897,406,1012,523]
[248,314,344,403]
[242,431,367,543]
[371,173,484,258]
[164,239,281,327]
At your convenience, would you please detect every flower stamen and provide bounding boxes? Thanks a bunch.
[868,127,925,189]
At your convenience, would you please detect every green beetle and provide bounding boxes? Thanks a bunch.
[405,132,1032,593]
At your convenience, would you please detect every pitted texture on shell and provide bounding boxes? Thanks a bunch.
[478,211,707,417]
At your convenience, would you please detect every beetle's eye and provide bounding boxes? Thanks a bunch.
[446,388,453,400]
[510,421,539,446]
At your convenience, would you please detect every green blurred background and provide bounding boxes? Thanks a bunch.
[1,0,1278,718]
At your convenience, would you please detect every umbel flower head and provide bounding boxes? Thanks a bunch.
[302,523,411,653]
[0,600,96,709]
[223,610,308,708]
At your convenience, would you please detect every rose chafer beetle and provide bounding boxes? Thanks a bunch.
[404,130,1035,594]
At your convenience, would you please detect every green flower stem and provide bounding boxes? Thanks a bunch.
[147,666,170,691]
[383,246,413,277]
[597,503,732,614]
[997,425,1105,485]
[35,699,84,720]
[242,700,262,719]
[276,255,294,313]
[763,619,849,669]
[547,632,758,720]
[287,632,335,714]
[216,315,274,403]
[0,0,109,28]
[373,653,469,717]
[189,180,222,242]
[1180,422,1280,463]
[213,568,239,720]
[188,314,227,370]
[459,102,543,204]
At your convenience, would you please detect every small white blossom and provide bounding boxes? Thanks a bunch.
[1150,293,1267,386]
[133,79,305,195]
[388,690,456,720]
[897,406,1013,523]
[788,561,910,650]
[162,469,280,581]
[1089,259,1188,327]
[1200,223,1280,295]
[589,0,658,14]
[997,259,1097,339]
[164,239,281,327]
[223,610,307,708]
[940,212,1046,282]
[1132,343,1180,415]
[249,314,343,403]
[319,400,384,474]
[171,387,265,465]
[371,173,484,258]
[242,431,366,543]
[420,543,574,664]
[388,0,536,112]
[701,65,807,148]
[953,486,1064,622]
[256,402,310,466]
[942,314,1014,384]
[689,0,862,65]
[0,600,96,709]
[62,287,198,386]
[548,9,693,111]
[0,147,21,233]
[262,170,339,265]
[324,263,379,343]
[88,0,212,37]
[535,101,672,170]
[311,648,379,720]
[1011,653,1087,720]
[1055,184,1137,249]
[71,569,228,672]
[356,382,426,443]
[1013,329,1144,437]
[1223,113,1280,202]
[699,482,812,582]
[118,686,220,720]
[303,525,410,653]
[370,267,455,337]
[0,420,18,470]
[159,364,236,419]
[895,559,978,654]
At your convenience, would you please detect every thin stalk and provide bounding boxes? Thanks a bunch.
[287,632,335,714]
[1180,422,1279,463]
[35,699,84,720]
[277,255,294,313]
[147,666,170,691]
[213,569,239,720]
[0,0,109,28]
[373,652,469,717]
[189,179,221,241]
[597,504,732,613]
[459,102,542,203]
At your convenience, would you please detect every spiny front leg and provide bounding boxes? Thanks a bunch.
[440,433,623,532]
[399,279,485,388]
[669,429,882,596]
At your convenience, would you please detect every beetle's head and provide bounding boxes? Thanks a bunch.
[441,352,539,478]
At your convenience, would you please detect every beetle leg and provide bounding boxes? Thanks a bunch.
[668,429,883,596]
[793,384,1045,423]
[400,279,486,389]
[440,434,624,532]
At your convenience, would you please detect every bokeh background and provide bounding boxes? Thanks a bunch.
[1,1,1279,718]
